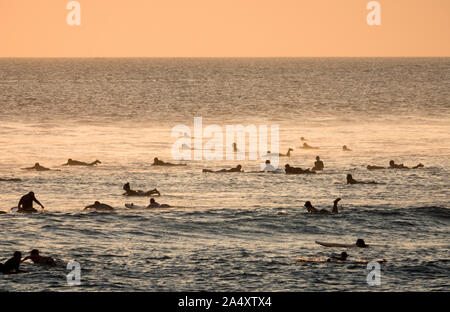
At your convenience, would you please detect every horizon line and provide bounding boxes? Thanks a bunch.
[1,56,450,59]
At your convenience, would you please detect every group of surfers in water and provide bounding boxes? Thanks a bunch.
[0,249,55,274]
[2,150,425,214]
[22,159,102,171]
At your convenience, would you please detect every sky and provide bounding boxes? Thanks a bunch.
[1,0,449,57]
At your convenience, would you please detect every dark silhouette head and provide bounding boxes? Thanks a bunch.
[28,191,35,197]
[13,251,22,259]
[304,201,312,208]
[150,198,156,204]
[123,182,130,190]
[316,156,320,161]
[265,160,270,165]
[356,239,367,248]
[285,164,291,169]
[346,174,353,182]
[389,160,395,166]
[94,201,100,205]
[236,165,242,170]
[30,249,39,256]
[35,163,40,166]
[154,157,159,162]
[341,252,348,260]
[68,159,72,162]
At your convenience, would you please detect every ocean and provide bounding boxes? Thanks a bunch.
[0,58,449,291]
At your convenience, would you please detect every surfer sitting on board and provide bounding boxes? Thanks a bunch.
[123,182,160,196]
[312,156,324,171]
[203,165,243,173]
[346,174,377,185]
[16,192,44,213]
[0,251,25,274]
[22,249,56,266]
[304,198,341,214]
[152,157,186,167]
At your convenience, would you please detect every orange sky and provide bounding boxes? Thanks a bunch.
[1,0,449,57]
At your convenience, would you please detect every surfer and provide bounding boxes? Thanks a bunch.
[261,160,277,172]
[148,198,171,208]
[300,143,319,149]
[356,239,368,248]
[152,157,186,167]
[203,165,243,173]
[22,163,52,171]
[84,201,114,211]
[367,165,385,170]
[312,156,324,171]
[0,177,21,182]
[342,145,352,151]
[315,238,368,248]
[232,143,238,153]
[123,182,160,196]
[389,160,424,169]
[62,159,101,166]
[21,249,56,266]
[304,198,341,214]
[0,251,25,274]
[346,174,377,185]
[285,164,314,174]
[17,192,44,213]
[327,252,349,262]
[266,148,293,157]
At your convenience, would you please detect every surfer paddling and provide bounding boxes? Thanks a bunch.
[304,198,341,214]
[22,249,56,266]
[152,157,186,167]
[346,174,377,185]
[123,182,160,196]
[62,159,101,166]
[315,238,368,248]
[203,165,243,173]
[84,201,114,211]
[22,163,54,171]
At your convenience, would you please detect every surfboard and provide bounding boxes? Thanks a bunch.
[315,241,356,248]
